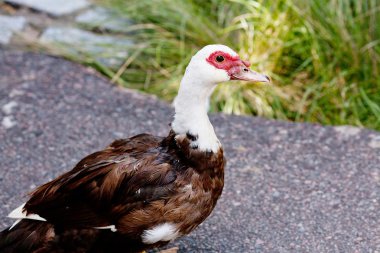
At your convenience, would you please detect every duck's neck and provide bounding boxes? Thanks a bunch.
[171,74,221,153]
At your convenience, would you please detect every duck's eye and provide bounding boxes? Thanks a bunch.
[216,55,224,62]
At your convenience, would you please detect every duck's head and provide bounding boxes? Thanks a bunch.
[173,45,270,152]
[184,44,270,84]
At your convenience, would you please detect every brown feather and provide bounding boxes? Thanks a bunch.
[1,130,225,253]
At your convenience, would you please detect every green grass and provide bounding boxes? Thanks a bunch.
[97,0,380,130]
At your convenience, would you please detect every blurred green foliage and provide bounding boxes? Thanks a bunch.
[99,0,380,130]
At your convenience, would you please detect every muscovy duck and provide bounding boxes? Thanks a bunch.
[0,44,269,253]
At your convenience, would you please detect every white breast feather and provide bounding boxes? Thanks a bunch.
[141,222,179,244]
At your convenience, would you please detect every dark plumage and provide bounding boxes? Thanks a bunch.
[1,132,224,253]
[0,44,269,253]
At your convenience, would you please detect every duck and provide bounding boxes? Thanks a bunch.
[0,44,269,253]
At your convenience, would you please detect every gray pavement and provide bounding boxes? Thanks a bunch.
[0,50,379,253]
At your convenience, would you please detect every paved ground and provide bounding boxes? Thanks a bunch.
[0,50,379,253]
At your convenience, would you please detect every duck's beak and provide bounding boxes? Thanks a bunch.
[228,59,270,83]
[230,65,270,83]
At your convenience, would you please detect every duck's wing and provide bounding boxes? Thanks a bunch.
[17,133,177,229]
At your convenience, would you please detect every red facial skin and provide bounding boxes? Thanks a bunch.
[206,51,251,79]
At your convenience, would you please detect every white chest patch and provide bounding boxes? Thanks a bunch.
[141,222,179,244]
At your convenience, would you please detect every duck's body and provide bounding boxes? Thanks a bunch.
[1,131,224,252]
[0,45,269,252]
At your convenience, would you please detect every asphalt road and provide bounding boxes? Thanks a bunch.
[0,50,379,253]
